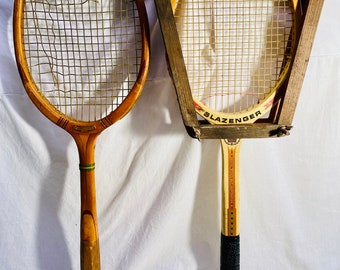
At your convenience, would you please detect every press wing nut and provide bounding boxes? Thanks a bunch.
[276,125,293,137]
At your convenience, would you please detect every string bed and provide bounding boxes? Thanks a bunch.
[23,0,142,121]
[174,0,293,115]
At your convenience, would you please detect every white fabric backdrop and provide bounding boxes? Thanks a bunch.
[1,1,339,269]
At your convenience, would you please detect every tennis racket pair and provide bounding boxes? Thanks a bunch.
[14,0,302,269]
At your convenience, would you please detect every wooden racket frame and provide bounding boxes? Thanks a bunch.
[155,0,323,269]
[13,0,150,269]
[156,0,324,140]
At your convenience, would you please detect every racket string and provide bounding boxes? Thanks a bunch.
[23,0,143,121]
[174,0,294,115]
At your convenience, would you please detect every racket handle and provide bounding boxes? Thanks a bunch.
[79,178,100,270]
[220,234,240,270]
[81,235,100,270]
[80,196,100,270]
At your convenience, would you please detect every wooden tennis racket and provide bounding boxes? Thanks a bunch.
[13,0,150,269]
[170,0,299,269]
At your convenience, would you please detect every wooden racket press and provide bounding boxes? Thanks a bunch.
[155,0,324,140]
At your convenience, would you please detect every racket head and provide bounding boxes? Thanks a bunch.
[172,0,297,125]
[14,0,150,134]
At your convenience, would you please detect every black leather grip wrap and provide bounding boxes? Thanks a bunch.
[220,234,240,270]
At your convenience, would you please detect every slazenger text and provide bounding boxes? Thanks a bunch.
[203,111,262,123]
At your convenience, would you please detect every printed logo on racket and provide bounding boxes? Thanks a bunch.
[202,111,262,124]
[194,98,275,124]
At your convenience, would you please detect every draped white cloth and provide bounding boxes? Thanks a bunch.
[1,1,339,269]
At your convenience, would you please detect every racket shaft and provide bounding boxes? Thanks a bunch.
[74,133,100,270]
[80,168,100,270]
[221,140,241,269]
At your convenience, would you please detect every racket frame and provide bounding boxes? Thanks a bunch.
[13,0,150,269]
[155,0,324,269]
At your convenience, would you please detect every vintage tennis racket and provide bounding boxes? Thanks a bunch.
[13,0,149,269]
[170,0,298,269]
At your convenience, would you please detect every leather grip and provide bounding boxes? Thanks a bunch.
[220,234,240,270]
